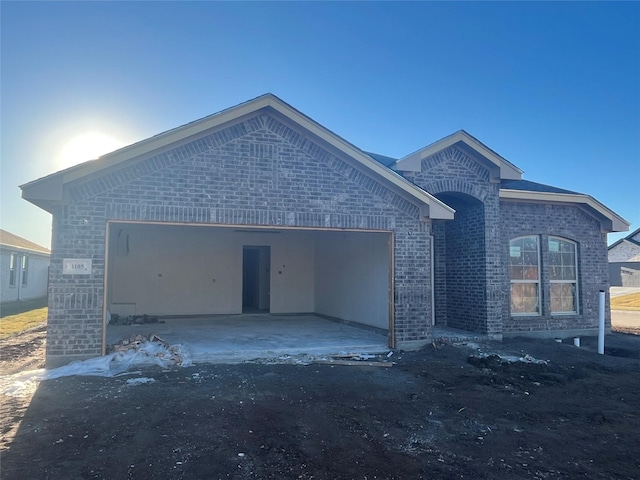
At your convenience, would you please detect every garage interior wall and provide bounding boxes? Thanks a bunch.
[107,223,390,329]
[314,231,390,329]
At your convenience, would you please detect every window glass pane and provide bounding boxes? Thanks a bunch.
[562,266,576,281]
[9,254,17,286]
[523,266,539,280]
[511,283,539,314]
[510,266,524,280]
[523,237,538,251]
[523,251,538,267]
[549,237,578,313]
[551,283,576,313]
[21,256,28,286]
[510,236,540,315]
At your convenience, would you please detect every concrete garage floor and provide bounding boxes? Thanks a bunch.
[106,314,390,363]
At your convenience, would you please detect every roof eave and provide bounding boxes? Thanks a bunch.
[0,244,50,255]
[499,189,630,233]
[20,93,455,221]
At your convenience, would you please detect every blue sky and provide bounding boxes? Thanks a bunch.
[2,1,639,249]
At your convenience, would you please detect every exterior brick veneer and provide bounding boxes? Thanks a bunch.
[46,113,434,364]
[500,201,611,336]
[38,103,618,366]
[401,146,506,337]
[400,145,609,338]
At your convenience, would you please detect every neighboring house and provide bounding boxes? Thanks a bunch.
[20,94,628,367]
[0,229,50,303]
[608,227,640,287]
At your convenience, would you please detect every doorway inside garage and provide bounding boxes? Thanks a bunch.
[103,221,393,355]
[243,246,270,313]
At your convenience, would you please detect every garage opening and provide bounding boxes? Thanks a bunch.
[104,222,393,359]
[242,246,270,313]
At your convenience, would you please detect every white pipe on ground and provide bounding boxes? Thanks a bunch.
[573,337,580,347]
[598,290,605,355]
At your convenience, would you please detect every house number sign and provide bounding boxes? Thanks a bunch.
[63,258,92,275]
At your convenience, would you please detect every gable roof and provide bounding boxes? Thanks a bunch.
[394,130,524,180]
[608,227,640,250]
[0,229,50,255]
[21,94,454,220]
[365,151,399,168]
[627,226,640,243]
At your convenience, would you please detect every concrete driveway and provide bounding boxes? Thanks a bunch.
[610,287,640,298]
[610,287,640,333]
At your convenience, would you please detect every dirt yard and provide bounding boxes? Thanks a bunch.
[1,325,639,479]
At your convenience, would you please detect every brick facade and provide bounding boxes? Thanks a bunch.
[46,113,434,364]
[31,97,620,366]
[400,145,610,339]
[401,146,505,337]
[500,201,610,335]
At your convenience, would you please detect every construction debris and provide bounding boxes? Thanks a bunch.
[0,336,192,397]
[108,333,190,367]
[126,377,156,386]
[468,353,549,366]
[313,360,393,367]
[109,314,163,326]
[331,353,377,361]
[313,353,394,367]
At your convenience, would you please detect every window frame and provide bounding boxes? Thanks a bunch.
[21,255,29,287]
[548,237,579,315]
[9,252,17,287]
[509,235,541,316]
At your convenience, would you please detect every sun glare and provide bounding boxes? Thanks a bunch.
[56,132,126,169]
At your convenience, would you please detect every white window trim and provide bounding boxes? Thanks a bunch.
[549,237,579,315]
[8,252,18,288]
[21,255,29,287]
[510,235,541,316]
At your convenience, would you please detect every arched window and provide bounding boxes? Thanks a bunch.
[509,236,540,315]
[548,237,578,314]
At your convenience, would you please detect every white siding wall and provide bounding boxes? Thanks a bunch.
[1,248,49,303]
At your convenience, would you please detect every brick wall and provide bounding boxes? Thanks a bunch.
[608,241,640,262]
[500,201,610,335]
[46,113,434,364]
[440,197,487,332]
[401,146,505,336]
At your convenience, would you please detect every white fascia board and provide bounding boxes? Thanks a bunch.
[62,96,277,184]
[20,97,274,199]
[499,189,630,233]
[0,244,50,256]
[21,94,455,220]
